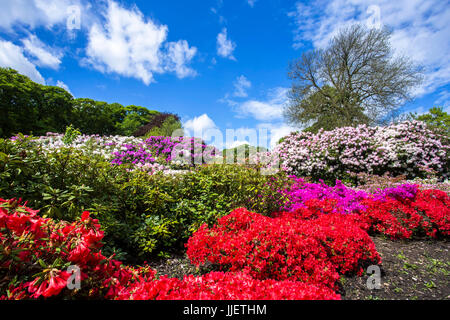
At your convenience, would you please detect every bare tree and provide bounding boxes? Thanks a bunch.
[285,24,423,131]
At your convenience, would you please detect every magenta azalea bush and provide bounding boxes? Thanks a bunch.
[281,177,421,214]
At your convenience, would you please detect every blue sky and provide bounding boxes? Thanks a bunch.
[0,0,449,149]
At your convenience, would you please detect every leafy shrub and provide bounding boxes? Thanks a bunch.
[62,125,81,145]
[0,137,291,261]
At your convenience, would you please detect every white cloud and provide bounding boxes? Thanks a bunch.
[217,28,236,60]
[0,38,45,83]
[257,122,299,148]
[56,80,73,95]
[0,0,82,30]
[289,0,450,97]
[85,1,197,85]
[164,40,197,78]
[435,90,450,109]
[233,75,251,97]
[183,113,218,137]
[234,87,289,121]
[21,34,62,69]
[227,140,249,149]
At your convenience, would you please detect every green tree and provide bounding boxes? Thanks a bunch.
[0,67,73,137]
[413,107,450,138]
[285,24,423,131]
[119,105,159,136]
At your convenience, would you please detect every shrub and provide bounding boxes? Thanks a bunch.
[116,271,340,300]
[359,189,450,239]
[1,136,291,261]
[0,198,155,300]
[186,207,380,288]
[269,121,449,183]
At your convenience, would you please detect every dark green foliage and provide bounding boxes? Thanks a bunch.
[414,107,450,139]
[0,67,165,137]
[0,137,291,262]
[0,68,73,137]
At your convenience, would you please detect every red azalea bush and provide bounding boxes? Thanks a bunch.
[358,189,450,239]
[186,207,381,288]
[0,198,155,300]
[116,271,340,300]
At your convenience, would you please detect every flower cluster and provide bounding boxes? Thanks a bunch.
[116,271,340,300]
[266,121,449,180]
[281,177,371,214]
[186,207,381,290]
[110,136,218,168]
[359,189,450,239]
[0,198,155,300]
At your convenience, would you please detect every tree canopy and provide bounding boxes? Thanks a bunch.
[0,67,175,138]
[285,24,423,132]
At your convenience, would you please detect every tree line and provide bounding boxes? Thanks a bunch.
[0,67,181,138]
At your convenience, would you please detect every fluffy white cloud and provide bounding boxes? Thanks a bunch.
[257,122,299,148]
[226,140,249,149]
[85,1,197,85]
[0,38,45,83]
[289,0,450,97]
[183,113,218,137]
[21,34,62,69]
[234,87,289,121]
[217,28,236,60]
[164,40,197,78]
[0,0,81,30]
[233,75,251,97]
[435,90,450,109]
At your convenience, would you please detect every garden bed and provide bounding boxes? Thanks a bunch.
[147,236,450,300]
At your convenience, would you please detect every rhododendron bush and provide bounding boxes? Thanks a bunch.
[264,121,449,182]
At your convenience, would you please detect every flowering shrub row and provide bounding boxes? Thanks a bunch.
[0,199,339,300]
[116,271,340,300]
[358,189,450,239]
[281,177,449,239]
[17,133,219,174]
[264,121,449,181]
[110,136,218,168]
